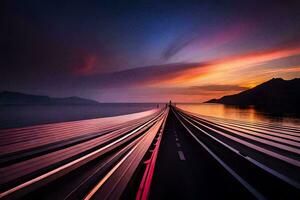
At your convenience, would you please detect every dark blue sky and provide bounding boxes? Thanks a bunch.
[1,0,300,102]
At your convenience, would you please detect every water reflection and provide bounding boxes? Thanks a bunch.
[177,103,300,126]
[0,104,158,129]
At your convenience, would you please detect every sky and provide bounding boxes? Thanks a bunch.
[1,0,300,102]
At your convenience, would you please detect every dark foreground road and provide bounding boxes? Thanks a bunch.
[0,106,299,199]
[149,109,253,199]
[150,107,300,200]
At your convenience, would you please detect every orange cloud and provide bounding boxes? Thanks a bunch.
[73,45,300,102]
[151,44,300,87]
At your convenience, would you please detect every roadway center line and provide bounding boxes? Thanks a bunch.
[178,151,186,160]
[175,138,179,141]
[176,142,181,147]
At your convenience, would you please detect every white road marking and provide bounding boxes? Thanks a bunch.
[176,142,181,147]
[178,151,186,160]
[175,138,179,141]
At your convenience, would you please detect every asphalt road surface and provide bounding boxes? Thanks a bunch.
[0,106,299,200]
[150,107,300,200]
[150,108,254,200]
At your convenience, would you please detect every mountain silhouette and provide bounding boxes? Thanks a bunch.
[0,91,99,105]
[206,78,300,114]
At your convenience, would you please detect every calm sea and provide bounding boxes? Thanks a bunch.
[177,103,300,126]
[0,103,161,129]
[1,103,299,129]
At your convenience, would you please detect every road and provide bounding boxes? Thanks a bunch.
[149,108,253,199]
[0,105,299,199]
[150,107,300,199]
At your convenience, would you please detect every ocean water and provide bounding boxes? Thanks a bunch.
[1,103,299,129]
[0,103,161,129]
[177,103,300,126]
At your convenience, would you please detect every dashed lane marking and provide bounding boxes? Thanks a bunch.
[178,151,186,160]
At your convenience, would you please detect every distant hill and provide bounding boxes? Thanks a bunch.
[0,91,100,105]
[205,78,300,114]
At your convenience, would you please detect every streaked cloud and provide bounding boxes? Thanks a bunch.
[73,62,202,89]
[2,1,300,102]
[156,44,300,86]
[74,44,300,90]
[162,22,252,61]
[162,32,199,60]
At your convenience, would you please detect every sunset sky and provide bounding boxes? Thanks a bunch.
[1,0,300,102]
